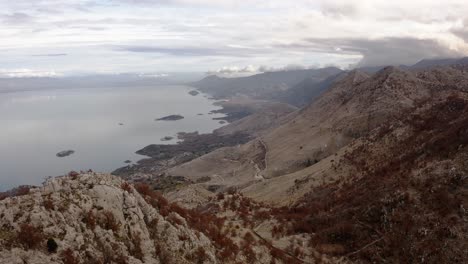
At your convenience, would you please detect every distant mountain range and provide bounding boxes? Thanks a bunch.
[2,57,468,263]
[167,64,468,263]
[191,56,468,107]
[359,56,468,72]
[191,67,343,99]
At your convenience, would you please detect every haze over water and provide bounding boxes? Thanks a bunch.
[0,85,224,190]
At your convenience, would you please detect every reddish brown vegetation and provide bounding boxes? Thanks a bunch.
[1,185,33,201]
[129,232,144,260]
[121,182,132,193]
[68,171,80,180]
[135,183,243,261]
[100,210,120,232]
[16,223,44,249]
[61,248,80,264]
[271,95,468,263]
[82,210,97,230]
[43,195,54,211]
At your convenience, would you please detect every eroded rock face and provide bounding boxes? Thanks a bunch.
[0,173,216,264]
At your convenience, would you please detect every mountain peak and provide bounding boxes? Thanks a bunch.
[345,69,369,84]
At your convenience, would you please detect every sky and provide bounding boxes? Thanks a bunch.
[1,0,468,77]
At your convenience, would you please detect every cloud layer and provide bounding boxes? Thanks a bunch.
[0,0,468,75]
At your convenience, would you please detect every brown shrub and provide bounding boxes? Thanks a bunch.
[193,246,207,264]
[129,232,144,261]
[121,182,132,193]
[82,210,96,230]
[243,245,256,263]
[253,210,270,221]
[148,218,159,239]
[0,192,8,201]
[217,192,225,201]
[135,180,244,261]
[61,248,79,264]
[14,186,30,197]
[243,231,255,245]
[43,195,54,211]
[100,210,120,232]
[134,183,152,197]
[68,171,80,180]
[16,223,44,249]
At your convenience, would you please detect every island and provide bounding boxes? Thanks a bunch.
[155,115,184,121]
[56,150,75,158]
[188,90,199,96]
[160,136,174,141]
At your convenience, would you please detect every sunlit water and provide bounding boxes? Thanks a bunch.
[0,85,224,190]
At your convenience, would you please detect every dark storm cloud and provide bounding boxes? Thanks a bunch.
[348,38,461,67]
[283,37,462,67]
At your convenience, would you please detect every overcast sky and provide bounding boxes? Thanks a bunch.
[1,0,468,77]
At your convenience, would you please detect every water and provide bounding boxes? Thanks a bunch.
[0,85,225,190]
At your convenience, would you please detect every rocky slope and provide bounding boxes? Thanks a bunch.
[4,64,468,264]
[166,65,468,206]
[214,101,297,137]
[0,172,349,264]
[269,91,468,262]
[268,73,344,107]
[162,65,468,263]
[0,173,217,264]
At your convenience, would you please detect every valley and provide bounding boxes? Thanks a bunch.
[1,60,468,263]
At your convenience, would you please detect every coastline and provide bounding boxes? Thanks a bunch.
[111,89,256,183]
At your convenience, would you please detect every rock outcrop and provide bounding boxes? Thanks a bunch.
[0,173,216,264]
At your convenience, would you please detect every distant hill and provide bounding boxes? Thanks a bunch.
[268,72,345,107]
[191,67,343,99]
[358,56,468,73]
[167,65,468,262]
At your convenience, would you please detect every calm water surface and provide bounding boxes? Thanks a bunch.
[0,85,224,190]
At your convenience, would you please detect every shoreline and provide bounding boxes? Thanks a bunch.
[111,89,256,182]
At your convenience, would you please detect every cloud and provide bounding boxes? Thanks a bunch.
[0,69,61,78]
[32,53,68,57]
[295,37,463,67]
[206,65,257,75]
[452,19,468,43]
[117,45,265,57]
[1,12,35,24]
[206,64,319,77]
[1,0,468,74]
[321,2,359,18]
[351,38,461,67]
[138,73,169,78]
[258,64,314,72]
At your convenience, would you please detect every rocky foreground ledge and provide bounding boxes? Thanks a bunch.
[0,173,216,264]
[0,172,346,264]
